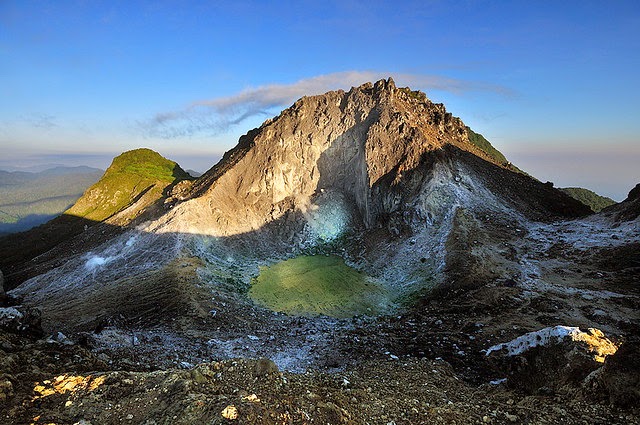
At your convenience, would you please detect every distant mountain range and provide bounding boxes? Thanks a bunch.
[0,163,79,173]
[183,169,201,178]
[0,166,104,234]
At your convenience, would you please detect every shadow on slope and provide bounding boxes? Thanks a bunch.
[0,163,192,291]
[0,144,595,335]
[0,213,65,234]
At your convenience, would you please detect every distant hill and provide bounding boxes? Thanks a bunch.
[186,169,203,178]
[0,166,103,234]
[560,187,616,213]
[66,148,191,223]
[0,148,192,286]
[38,165,103,176]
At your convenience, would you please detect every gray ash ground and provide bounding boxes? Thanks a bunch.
[2,213,639,424]
[1,284,639,425]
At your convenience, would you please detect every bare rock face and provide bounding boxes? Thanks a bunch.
[168,78,451,235]
[157,78,587,239]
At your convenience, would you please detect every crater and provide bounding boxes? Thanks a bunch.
[249,255,393,318]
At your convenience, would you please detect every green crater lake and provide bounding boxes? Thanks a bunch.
[249,255,392,318]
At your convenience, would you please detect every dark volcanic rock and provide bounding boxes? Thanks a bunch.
[486,327,618,394]
[597,337,640,407]
[0,305,43,337]
[0,269,5,304]
[601,182,640,222]
[627,183,640,201]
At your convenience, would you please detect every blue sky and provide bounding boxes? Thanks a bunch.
[1,1,639,200]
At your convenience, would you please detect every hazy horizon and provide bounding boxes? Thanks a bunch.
[2,1,639,201]
[1,141,636,202]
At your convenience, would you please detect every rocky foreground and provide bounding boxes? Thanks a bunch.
[1,301,638,425]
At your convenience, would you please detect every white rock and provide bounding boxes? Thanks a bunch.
[0,307,23,326]
[485,325,616,362]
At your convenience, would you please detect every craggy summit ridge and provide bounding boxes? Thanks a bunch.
[161,78,587,237]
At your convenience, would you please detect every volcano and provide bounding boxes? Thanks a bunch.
[1,79,638,423]
[4,77,593,327]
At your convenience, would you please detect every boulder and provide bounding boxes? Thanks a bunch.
[595,338,640,407]
[486,326,618,394]
[253,358,279,377]
[0,306,43,338]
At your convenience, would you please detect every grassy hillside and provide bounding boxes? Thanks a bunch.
[560,187,616,213]
[0,167,103,233]
[66,148,191,222]
[0,149,191,283]
[465,126,508,165]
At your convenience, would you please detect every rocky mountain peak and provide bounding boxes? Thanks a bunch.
[1,81,590,295]
[210,81,446,195]
[168,79,584,239]
[601,182,640,222]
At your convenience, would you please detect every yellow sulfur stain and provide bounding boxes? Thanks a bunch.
[32,374,106,400]
[242,393,260,403]
[574,328,618,363]
[221,405,238,420]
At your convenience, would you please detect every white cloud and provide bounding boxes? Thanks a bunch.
[26,113,57,129]
[143,71,513,138]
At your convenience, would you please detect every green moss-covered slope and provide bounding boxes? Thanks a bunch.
[66,148,190,222]
[465,126,508,165]
[560,187,616,213]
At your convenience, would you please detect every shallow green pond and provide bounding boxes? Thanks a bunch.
[249,255,392,318]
